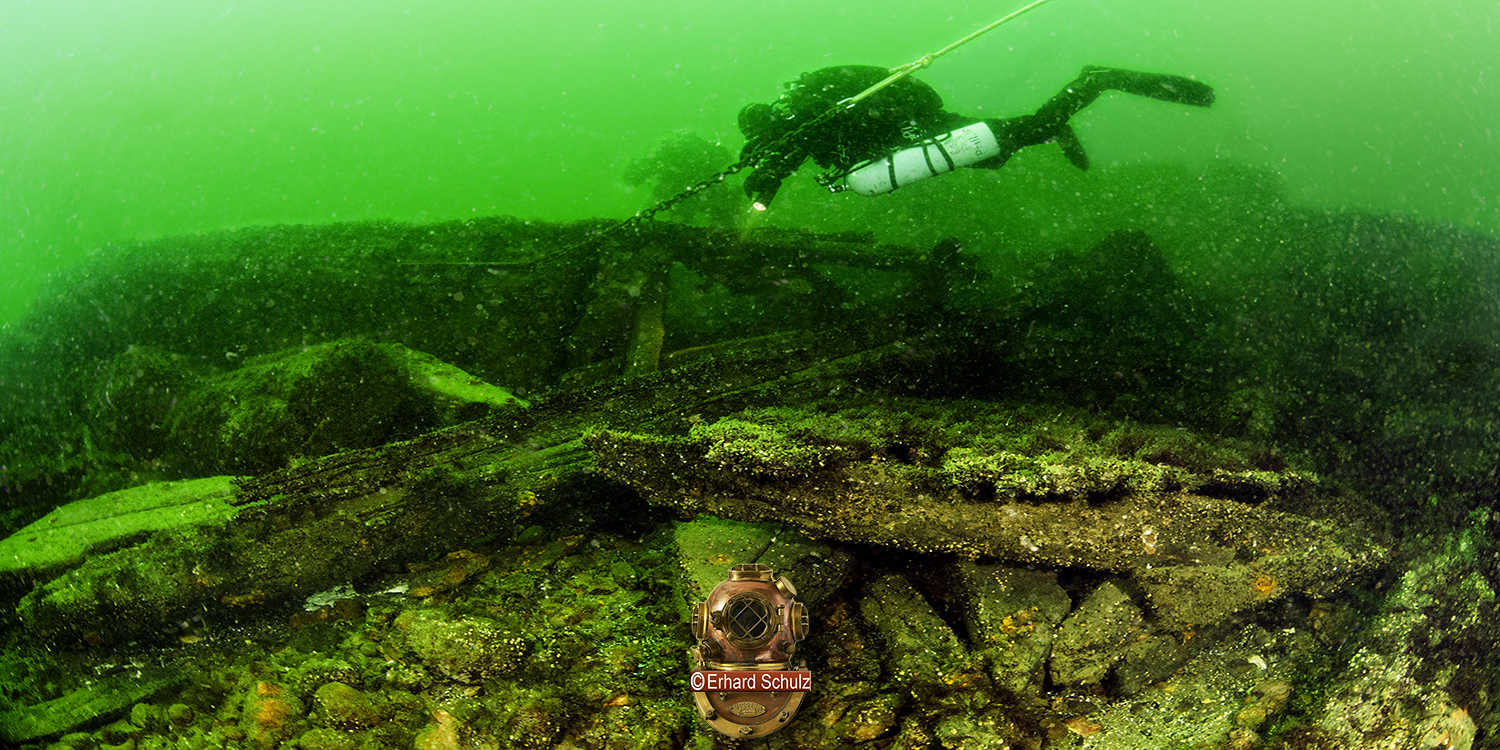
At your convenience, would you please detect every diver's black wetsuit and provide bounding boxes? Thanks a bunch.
[738,65,1214,207]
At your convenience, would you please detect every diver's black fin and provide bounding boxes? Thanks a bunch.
[1083,65,1215,107]
[1055,124,1089,171]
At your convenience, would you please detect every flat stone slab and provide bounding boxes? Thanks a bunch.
[0,476,238,578]
[672,517,851,612]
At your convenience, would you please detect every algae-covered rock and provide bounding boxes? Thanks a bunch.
[240,681,304,750]
[1071,624,1306,749]
[1133,542,1372,630]
[858,575,981,704]
[79,337,527,480]
[1275,512,1495,750]
[1112,632,1192,697]
[932,711,1026,750]
[413,709,468,750]
[1048,582,1145,687]
[87,345,206,460]
[170,339,524,475]
[945,561,1071,695]
[390,609,529,684]
[311,682,382,729]
[173,338,415,474]
[671,516,852,612]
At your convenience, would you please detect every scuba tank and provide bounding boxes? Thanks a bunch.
[844,121,1001,196]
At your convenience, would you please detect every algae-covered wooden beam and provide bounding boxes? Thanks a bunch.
[13,420,571,649]
[9,326,983,648]
[586,400,1389,630]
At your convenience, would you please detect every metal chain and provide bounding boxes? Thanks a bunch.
[637,159,750,223]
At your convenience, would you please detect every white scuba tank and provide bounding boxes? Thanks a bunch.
[845,121,1001,196]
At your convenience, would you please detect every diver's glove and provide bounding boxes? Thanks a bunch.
[744,169,785,210]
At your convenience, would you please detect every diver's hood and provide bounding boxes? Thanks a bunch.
[737,102,776,139]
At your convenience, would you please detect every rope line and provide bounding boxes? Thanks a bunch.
[840,0,1061,109]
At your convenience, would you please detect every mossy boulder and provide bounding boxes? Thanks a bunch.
[1048,582,1146,687]
[858,575,980,705]
[311,682,383,729]
[944,561,1071,696]
[169,339,524,475]
[390,609,529,684]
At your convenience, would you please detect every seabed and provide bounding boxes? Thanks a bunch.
[0,207,1495,749]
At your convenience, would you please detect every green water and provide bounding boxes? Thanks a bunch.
[1,0,1496,325]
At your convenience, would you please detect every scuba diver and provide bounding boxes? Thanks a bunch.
[738,65,1215,209]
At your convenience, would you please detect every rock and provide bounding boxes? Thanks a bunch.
[169,339,523,476]
[289,658,360,695]
[819,602,882,683]
[1060,623,1304,749]
[792,681,877,746]
[547,696,689,750]
[298,727,361,750]
[392,609,528,684]
[382,663,432,693]
[1283,522,1496,750]
[1134,549,1366,630]
[87,345,205,460]
[164,704,193,727]
[842,693,902,743]
[1113,633,1191,695]
[1048,582,1145,687]
[239,681,303,750]
[172,339,412,475]
[128,703,161,732]
[414,709,465,750]
[671,517,851,612]
[98,718,142,745]
[858,575,979,705]
[312,682,382,729]
[944,561,1070,695]
[488,688,565,750]
[607,560,638,588]
[933,711,1023,750]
